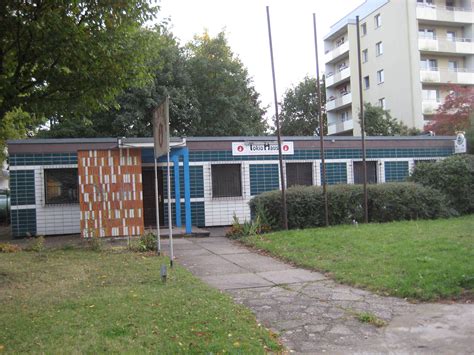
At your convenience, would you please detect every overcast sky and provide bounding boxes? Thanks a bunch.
[158,0,364,121]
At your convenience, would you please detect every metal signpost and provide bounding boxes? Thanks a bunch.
[266,6,288,230]
[152,97,173,266]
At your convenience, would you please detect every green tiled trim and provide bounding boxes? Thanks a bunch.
[189,148,453,162]
[322,163,347,185]
[10,170,35,206]
[11,209,36,238]
[385,161,409,182]
[163,201,205,227]
[163,165,204,199]
[9,153,77,166]
[250,164,279,196]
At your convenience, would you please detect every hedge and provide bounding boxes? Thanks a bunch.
[250,182,453,230]
[410,155,474,214]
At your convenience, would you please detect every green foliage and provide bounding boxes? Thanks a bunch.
[355,312,386,327]
[243,216,474,300]
[0,108,41,161]
[130,232,157,252]
[186,31,267,136]
[226,214,266,240]
[361,103,420,136]
[410,155,474,214]
[25,236,45,253]
[1,1,159,131]
[250,183,452,230]
[86,236,103,252]
[0,243,21,253]
[279,76,326,136]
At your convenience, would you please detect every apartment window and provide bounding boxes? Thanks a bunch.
[446,0,455,8]
[44,168,78,204]
[335,36,345,47]
[374,14,381,28]
[338,61,347,71]
[286,163,313,188]
[211,164,242,198]
[448,60,458,71]
[354,161,377,184]
[375,41,383,56]
[420,59,437,71]
[364,75,370,89]
[447,31,456,41]
[362,49,368,62]
[340,111,350,122]
[422,89,439,101]
[377,69,384,84]
[417,0,434,5]
[361,23,367,36]
[419,28,435,39]
[379,98,386,109]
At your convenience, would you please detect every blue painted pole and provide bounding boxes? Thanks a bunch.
[182,148,192,234]
[173,154,182,227]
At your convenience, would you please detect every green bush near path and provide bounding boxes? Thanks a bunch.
[251,182,452,230]
[0,250,281,353]
[410,154,474,214]
[242,216,474,301]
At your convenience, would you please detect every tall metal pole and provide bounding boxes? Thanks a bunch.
[356,15,369,223]
[153,152,161,255]
[313,13,329,227]
[266,6,288,230]
[166,151,174,267]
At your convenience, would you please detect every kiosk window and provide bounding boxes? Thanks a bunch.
[286,163,313,187]
[45,168,78,204]
[212,164,242,198]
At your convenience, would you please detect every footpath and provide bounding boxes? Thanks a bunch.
[165,236,474,354]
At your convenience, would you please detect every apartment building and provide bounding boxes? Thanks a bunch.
[323,0,474,136]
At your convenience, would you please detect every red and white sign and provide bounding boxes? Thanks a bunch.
[232,142,294,156]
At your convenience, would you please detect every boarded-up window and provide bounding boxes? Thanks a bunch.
[286,163,313,187]
[353,161,377,184]
[45,168,78,204]
[212,164,242,198]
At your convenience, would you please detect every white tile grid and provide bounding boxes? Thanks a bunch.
[34,166,80,236]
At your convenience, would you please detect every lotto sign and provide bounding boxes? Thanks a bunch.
[454,132,467,154]
[232,142,294,156]
[152,97,170,158]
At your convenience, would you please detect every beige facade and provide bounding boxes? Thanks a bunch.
[324,0,474,136]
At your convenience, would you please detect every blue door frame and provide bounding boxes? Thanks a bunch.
[155,147,192,234]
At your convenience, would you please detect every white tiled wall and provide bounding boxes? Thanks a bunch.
[34,165,81,235]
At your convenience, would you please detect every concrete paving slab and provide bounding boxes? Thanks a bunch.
[201,273,274,290]
[221,253,290,272]
[199,244,249,255]
[173,248,213,257]
[257,269,327,285]
[178,254,248,277]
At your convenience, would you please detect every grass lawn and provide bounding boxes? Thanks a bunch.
[0,248,281,353]
[243,215,474,301]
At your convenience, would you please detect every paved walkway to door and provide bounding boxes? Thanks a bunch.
[163,236,474,354]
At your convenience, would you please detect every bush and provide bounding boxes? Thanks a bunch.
[0,243,21,253]
[25,236,45,252]
[130,232,157,252]
[86,236,103,252]
[410,155,474,214]
[226,214,268,240]
[250,182,453,230]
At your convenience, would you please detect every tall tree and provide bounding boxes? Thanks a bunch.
[42,30,200,138]
[186,31,267,136]
[0,0,158,130]
[279,76,326,136]
[425,85,474,135]
[361,103,419,136]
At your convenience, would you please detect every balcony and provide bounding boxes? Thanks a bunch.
[416,3,473,24]
[420,68,474,85]
[325,41,349,63]
[422,100,441,115]
[326,92,352,112]
[326,67,351,87]
[418,36,474,55]
[328,119,354,135]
